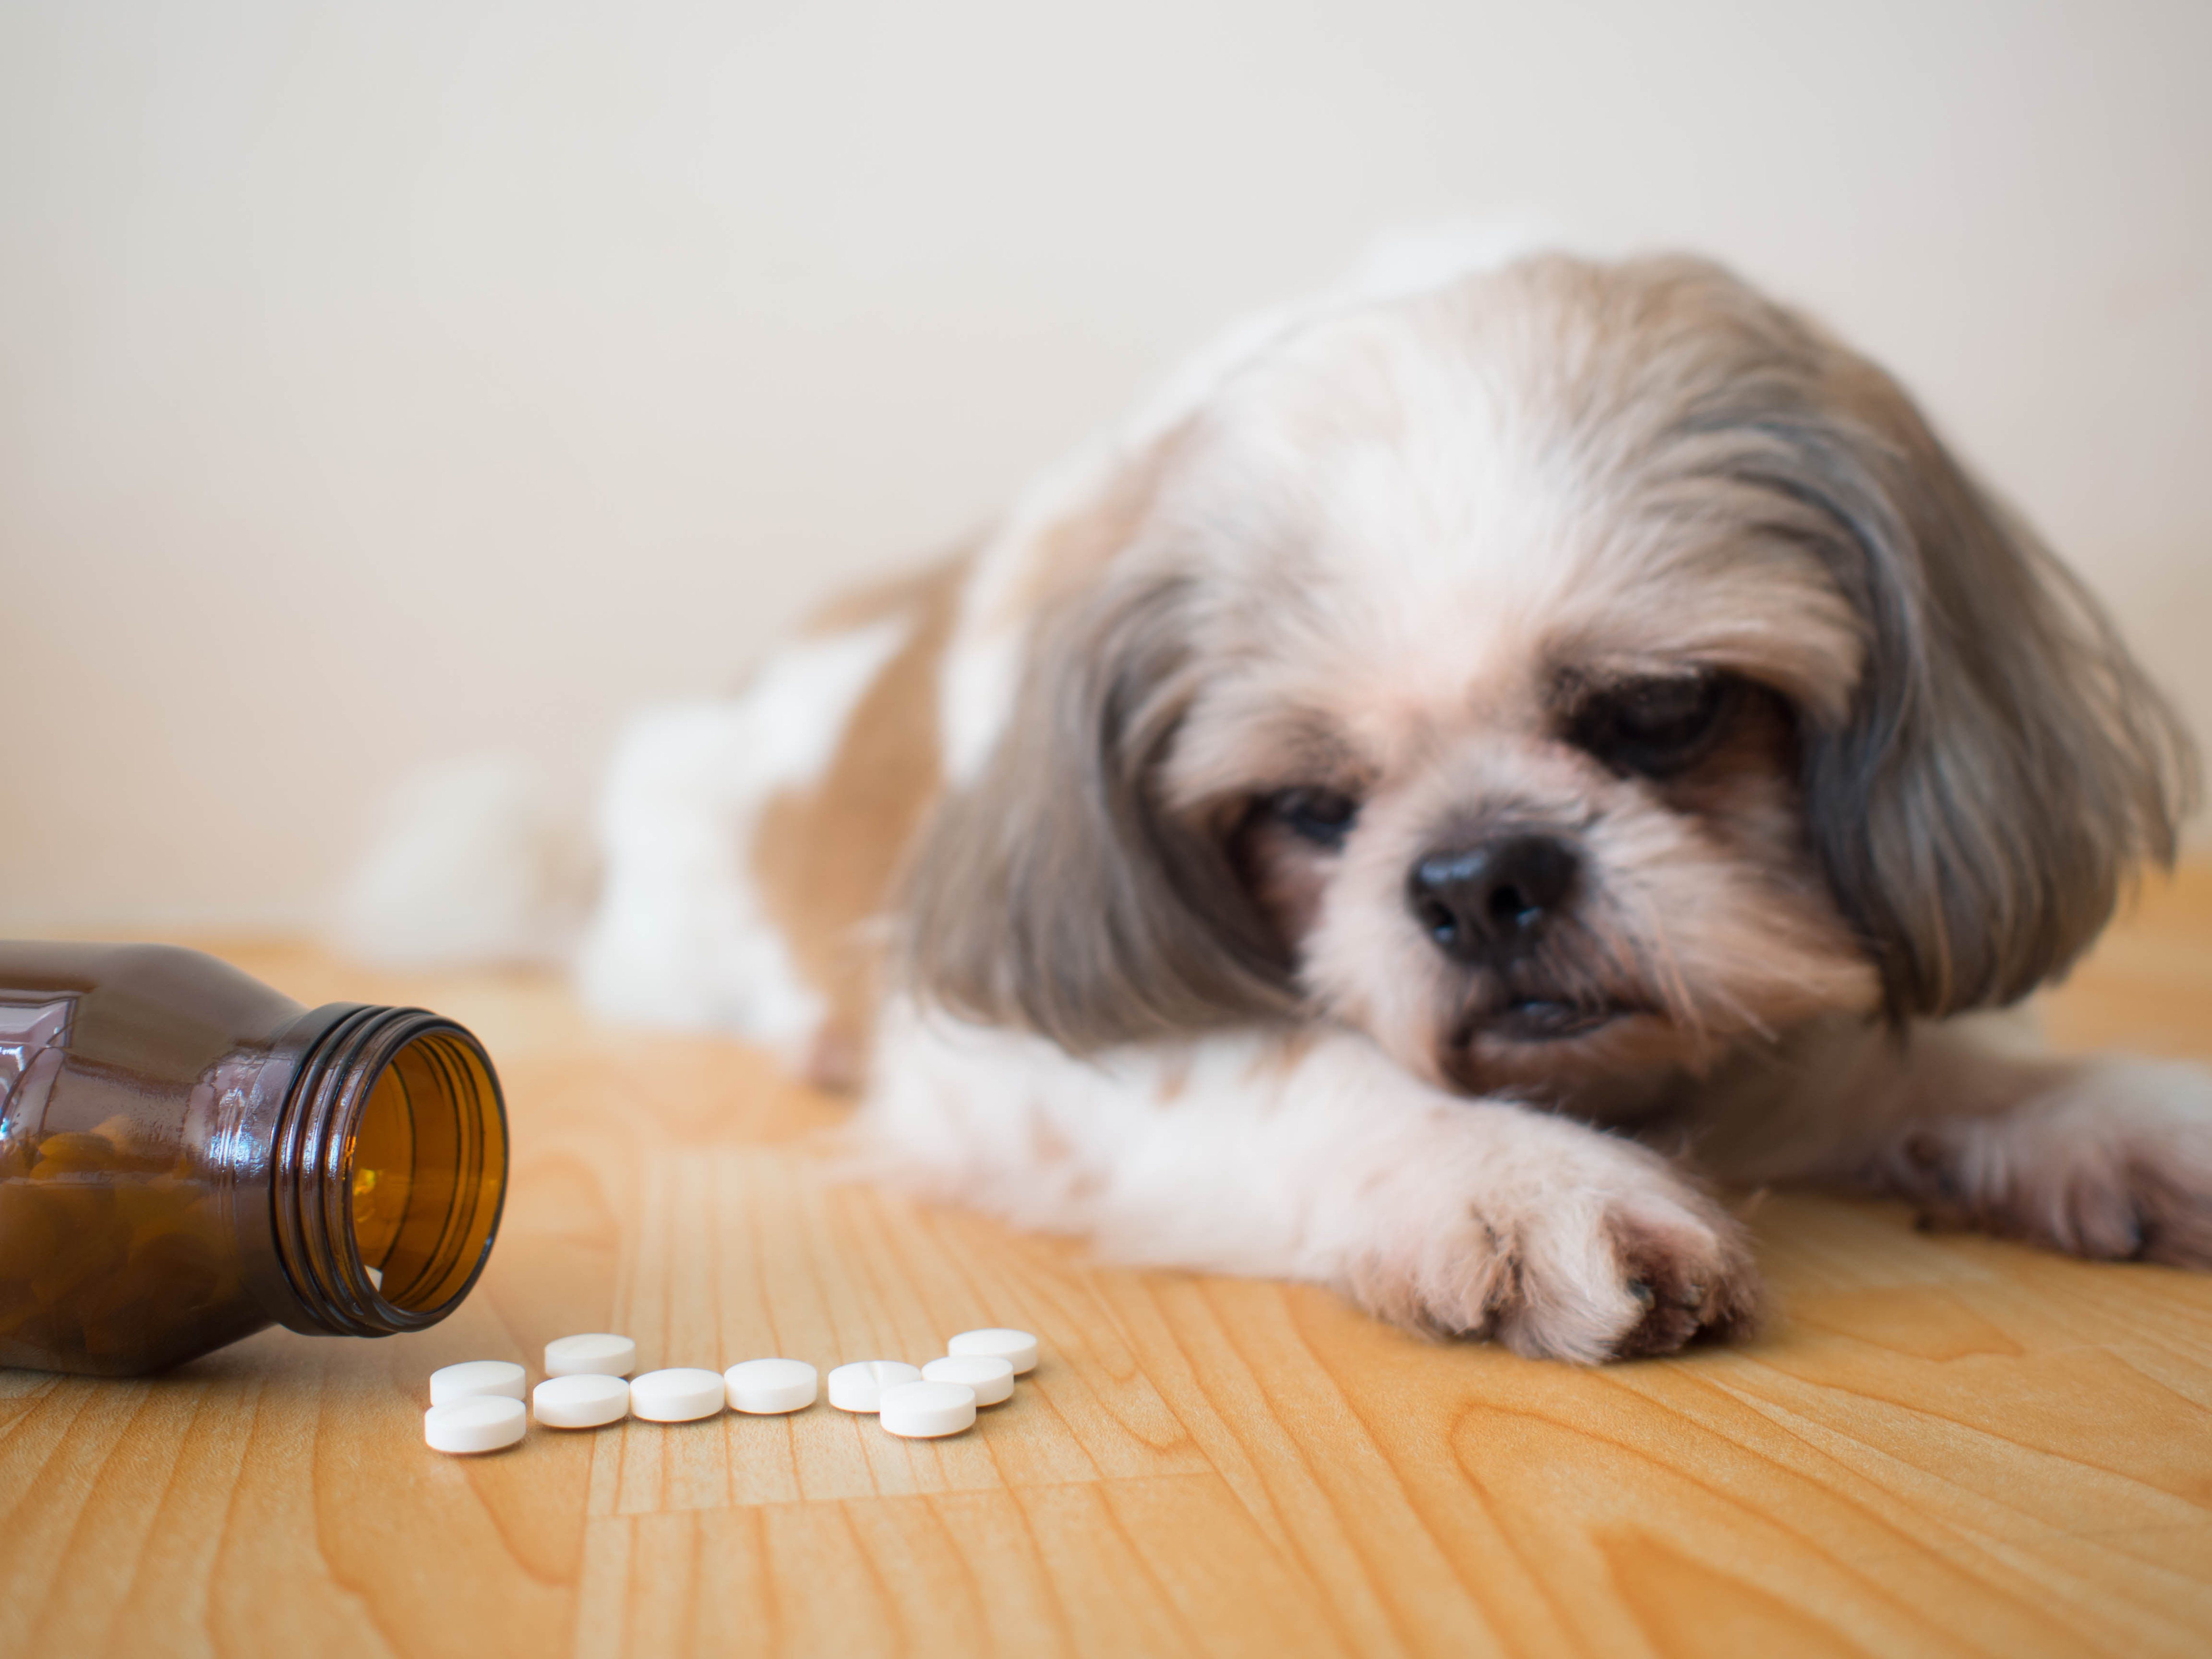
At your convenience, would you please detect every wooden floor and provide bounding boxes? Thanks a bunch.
[7,872,2212,1658]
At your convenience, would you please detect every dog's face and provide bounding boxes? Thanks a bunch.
[1154,281,1884,1097]
[1165,338,1877,1092]
[906,254,2191,1104]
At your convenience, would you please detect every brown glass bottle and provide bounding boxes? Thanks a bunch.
[0,942,508,1376]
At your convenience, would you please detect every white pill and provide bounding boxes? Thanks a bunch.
[544,1333,637,1378]
[946,1328,1038,1375]
[424,1396,526,1453]
[878,1381,978,1438]
[532,1373,631,1429]
[429,1360,526,1405]
[826,1360,922,1413]
[628,1367,727,1422]
[725,1357,818,1414]
[922,1354,1015,1406]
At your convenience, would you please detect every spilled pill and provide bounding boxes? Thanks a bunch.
[544,1333,637,1378]
[878,1381,978,1438]
[628,1368,727,1422]
[423,1329,1034,1458]
[425,1396,526,1453]
[532,1373,631,1429]
[826,1361,922,1412]
[429,1360,527,1406]
[946,1328,1038,1375]
[724,1357,818,1414]
[922,1354,1015,1406]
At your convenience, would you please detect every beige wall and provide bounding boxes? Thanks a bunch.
[3,0,2208,932]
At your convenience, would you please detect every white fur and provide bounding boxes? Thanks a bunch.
[939,222,1559,789]
[575,617,909,1049]
[861,996,1744,1363]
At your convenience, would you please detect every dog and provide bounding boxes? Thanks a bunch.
[576,246,2207,1362]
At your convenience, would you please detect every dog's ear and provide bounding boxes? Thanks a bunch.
[899,568,1297,1051]
[1775,352,2199,1016]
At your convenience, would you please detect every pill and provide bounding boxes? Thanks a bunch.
[424,1396,526,1453]
[946,1328,1038,1375]
[724,1357,818,1414]
[429,1360,527,1405]
[922,1354,1015,1406]
[878,1380,978,1438]
[544,1333,637,1377]
[532,1373,631,1429]
[628,1367,727,1422]
[826,1360,922,1412]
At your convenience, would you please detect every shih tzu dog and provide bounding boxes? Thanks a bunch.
[579,246,2208,1362]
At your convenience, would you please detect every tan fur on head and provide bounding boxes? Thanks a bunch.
[901,253,2198,1107]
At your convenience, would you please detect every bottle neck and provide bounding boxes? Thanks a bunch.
[266,1004,508,1337]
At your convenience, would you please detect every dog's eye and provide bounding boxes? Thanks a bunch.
[1266,787,1361,849]
[1569,673,1738,777]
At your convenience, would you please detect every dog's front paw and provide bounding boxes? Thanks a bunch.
[1878,1059,2212,1267]
[1346,1131,1760,1363]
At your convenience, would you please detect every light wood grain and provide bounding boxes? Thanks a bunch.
[7,871,2212,1657]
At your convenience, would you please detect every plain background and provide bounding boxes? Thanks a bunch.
[3,0,2207,933]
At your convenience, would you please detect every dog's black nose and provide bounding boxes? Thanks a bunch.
[1408,834,1580,965]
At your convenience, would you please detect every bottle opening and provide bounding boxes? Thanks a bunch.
[346,1029,505,1316]
[272,1005,507,1337]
